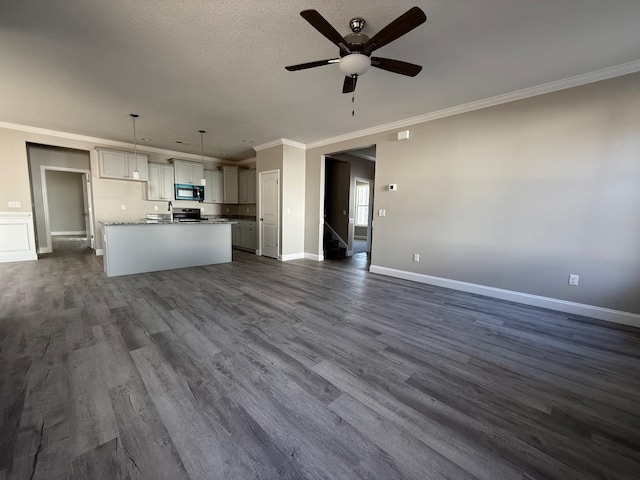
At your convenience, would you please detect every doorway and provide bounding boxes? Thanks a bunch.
[322,146,376,267]
[40,168,95,254]
[27,143,94,256]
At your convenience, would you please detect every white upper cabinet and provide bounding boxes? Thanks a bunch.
[239,169,256,204]
[98,148,148,181]
[173,160,205,185]
[148,163,174,201]
[203,169,223,203]
[223,166,239,204]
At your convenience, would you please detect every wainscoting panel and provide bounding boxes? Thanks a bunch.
[0,212,38,263]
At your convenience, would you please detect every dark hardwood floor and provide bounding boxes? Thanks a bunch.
[1,238,640,479]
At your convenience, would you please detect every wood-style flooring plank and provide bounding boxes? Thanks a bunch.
[1,240,640,479]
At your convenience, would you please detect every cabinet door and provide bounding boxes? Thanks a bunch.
[125,154,148,181]
[148,164,173,200]
[232,224,242,246]
[160,165,174,200]
[247,170,256,204]
[211,170,224,203]
[238,171,249,204]
[192,163,204,185]
[148,164,161,200]
[223,166,239,204]
[99,150,127,178]
[174,162,192,184]
[246,227,257,250]
[203,170,214,203]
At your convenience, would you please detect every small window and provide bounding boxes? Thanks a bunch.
[355,182,370,226]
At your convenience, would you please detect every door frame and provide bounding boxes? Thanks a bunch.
[353,176,374,254]
[40,166,95,253]
[258,169,280,259]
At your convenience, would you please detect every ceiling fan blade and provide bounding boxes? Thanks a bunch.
[363,7,427,54]
[300,10,350,53]
[342,76,357,94]
[371,57,423,77]
[285,58,339,71]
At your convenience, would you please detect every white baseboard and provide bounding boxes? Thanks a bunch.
[37,247,52,254]
[95,249,104,256]
[369,265,640,328]
[281,252,305,261]
[51,231,87,236]
[2,252,38,262]
[346,249,353,257]
[305,252,324,261]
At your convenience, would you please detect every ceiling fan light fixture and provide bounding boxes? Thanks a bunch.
[339,53,371,76]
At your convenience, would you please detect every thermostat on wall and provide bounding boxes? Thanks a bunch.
[389,184,398,191]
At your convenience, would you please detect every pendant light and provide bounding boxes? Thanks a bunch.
[199,129,207,186]
[130,113,141,180]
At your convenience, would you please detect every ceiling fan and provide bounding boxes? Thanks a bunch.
[285,7,427,94]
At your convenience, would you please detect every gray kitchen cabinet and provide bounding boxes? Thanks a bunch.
[147,163,174,201]
[223,166,239,204]
[98,148,148,181]
[238,169,256,204]
[173,160,205,185]
[203,169,223,203]
[232,220,257,252]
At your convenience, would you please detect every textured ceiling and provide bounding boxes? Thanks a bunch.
[1,1,639,160]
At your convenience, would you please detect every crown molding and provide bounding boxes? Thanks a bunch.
[0,121,224,162]
[307,59,640,150]
[253,138,307,152]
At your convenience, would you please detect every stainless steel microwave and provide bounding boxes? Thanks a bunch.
[175,183,204,202]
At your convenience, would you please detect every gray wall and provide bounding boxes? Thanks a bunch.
[46,170,86,233]
[306,72,640,314]
[28,144,90,249]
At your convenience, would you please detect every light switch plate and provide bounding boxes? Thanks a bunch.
[378,209,386,217]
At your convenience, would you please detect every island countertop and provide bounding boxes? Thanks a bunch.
[100,220,238,226]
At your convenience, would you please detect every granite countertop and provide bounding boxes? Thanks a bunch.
[100,220,238,226]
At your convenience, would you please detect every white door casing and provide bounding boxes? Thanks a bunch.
[40,166,94,253]
[259,170,279,259]
[82,173,95,249]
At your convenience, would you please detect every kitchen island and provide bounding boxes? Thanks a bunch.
[101,220,236,277]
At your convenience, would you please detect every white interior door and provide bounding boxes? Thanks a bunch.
[82,173,95,250]
[259,170,279,259]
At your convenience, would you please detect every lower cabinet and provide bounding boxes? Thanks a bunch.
[232,221,257,252]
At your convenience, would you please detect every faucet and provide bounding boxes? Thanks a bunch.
[168,201,173,223]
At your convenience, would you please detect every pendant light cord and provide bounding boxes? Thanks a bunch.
[199,130,205,162]
[130,114,139,173]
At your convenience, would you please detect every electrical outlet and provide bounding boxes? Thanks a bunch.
[413,253,420,262]
[226,208,229,212]
[154,205,159,211]
[247,208,250,213]
[8,201,22,208]
[378,209,386,217]
[121,204,127,210]
[568,274,579,286]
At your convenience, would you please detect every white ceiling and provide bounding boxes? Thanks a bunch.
[1,1,639,160]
